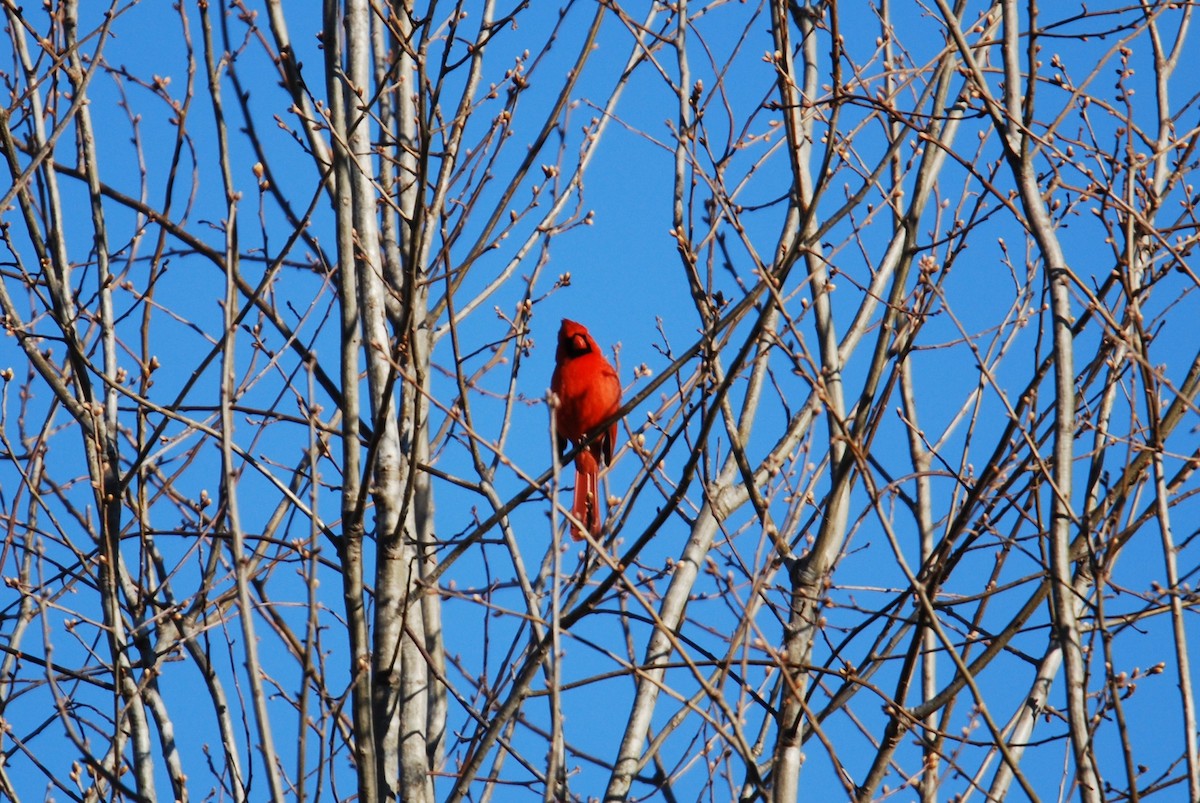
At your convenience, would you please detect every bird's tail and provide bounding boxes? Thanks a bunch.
[571,450,600,540]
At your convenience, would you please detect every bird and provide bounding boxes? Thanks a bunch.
[551,318,621,540]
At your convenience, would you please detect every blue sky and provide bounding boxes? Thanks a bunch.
[2,1,1200,800]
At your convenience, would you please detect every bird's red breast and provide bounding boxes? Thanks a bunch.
[551,318,621,463]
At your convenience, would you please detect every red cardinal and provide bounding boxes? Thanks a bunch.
[551,318,621,539]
